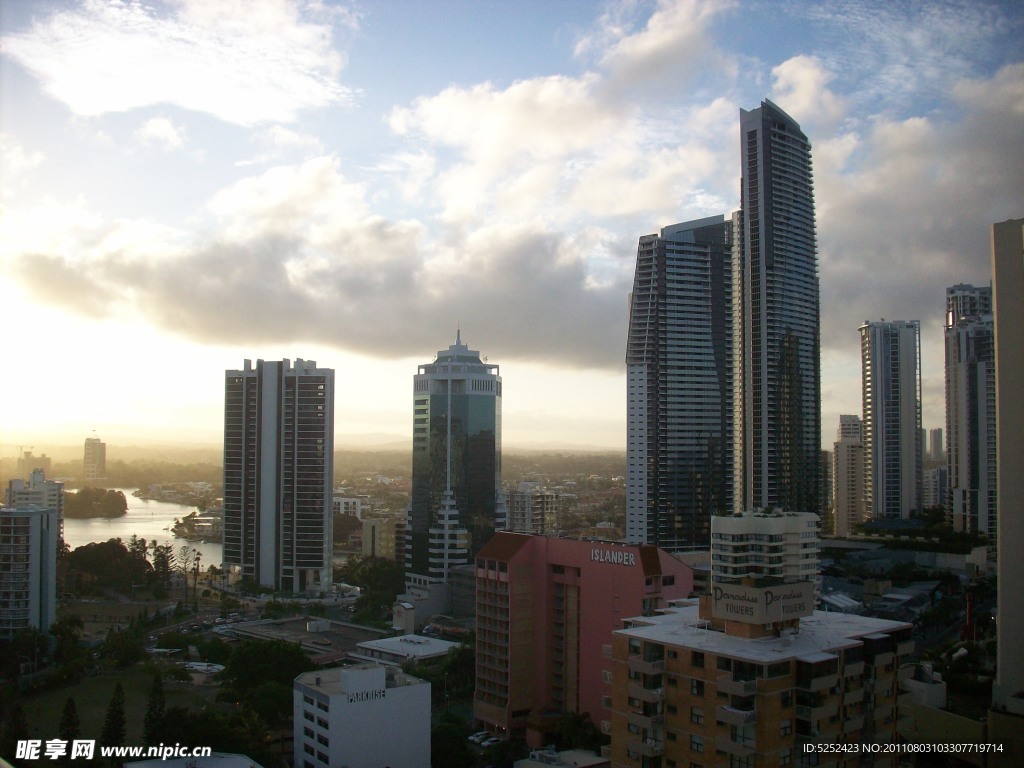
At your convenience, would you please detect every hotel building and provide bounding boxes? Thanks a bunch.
[222,358,334,593]
[473,533,694,744]
[293,664,430,768]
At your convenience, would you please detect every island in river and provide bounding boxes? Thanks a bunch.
[64,487,128,518]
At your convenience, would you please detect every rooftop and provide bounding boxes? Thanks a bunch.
[294,662,427,694]
[619,602,911,664]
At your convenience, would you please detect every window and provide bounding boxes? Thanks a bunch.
[692,651,704,668]
[667,704,678,714]
[668,677,678,687]
[317,734,328,746]
[690,734,704,753]
[781,691,793,708]
[717,656,732,672]
[316,701,328,712]
[317,718,328,729]
[303,727,313,738]
[691,706,704,725]
[780,719,792,736]
[303,711,314,722]
[780,748,792,766]
[691,680,704,696]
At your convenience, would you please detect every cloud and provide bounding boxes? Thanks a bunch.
[136,117,185,150]
[770,56,846,132]
[1,0,355,125]
[0,134,45,192]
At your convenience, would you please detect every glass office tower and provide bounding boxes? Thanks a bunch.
[626,215,734,548]
[407,333,502,585]
[734,99,821,515]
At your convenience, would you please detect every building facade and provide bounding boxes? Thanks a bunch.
[222,358,334,593]
[83,437,106,482]
[928,428,944,462]
[860,321,922,519]
[710,510,819,586]
[507,487,561,535]
[406,332,503,592]
[626,216,734,549]
[734,100,821,516]
[473,533,694,744]
[944,285,997,538]
[293,664,430,768]
[0,503,58,639]
[833,416,866,538]
[990,219,1024,722]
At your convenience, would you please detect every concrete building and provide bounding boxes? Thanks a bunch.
[405,332,504,615]
[222,358,334,593]
[350,634,459,667]
[626,216,734,549]
[361,515,404,561]
[608,508,912,767]
[833,415,866,537]
[473,533,693,744]
[507,487,562,535]
[15,451,51,480]
[734,100,821,518]
[927,428,944,462]
[0,503,58,639]
[922,466,948,511]
[293,664,430,768]
[860,320,923,519]
[990,219,1024,750]
[83,436,106,481]
[944,284,997,538]
[7,469,64,543]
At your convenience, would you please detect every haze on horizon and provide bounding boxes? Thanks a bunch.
[1,0,1021,454]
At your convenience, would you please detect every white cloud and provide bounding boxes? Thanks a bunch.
[770,56,847,133]
[136,117,185,150]
[2,0,355,126]
[0,134,45,194]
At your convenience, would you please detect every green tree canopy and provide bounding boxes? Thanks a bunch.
[221,639,316,693]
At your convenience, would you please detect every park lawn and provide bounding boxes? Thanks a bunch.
[21,664,219,745]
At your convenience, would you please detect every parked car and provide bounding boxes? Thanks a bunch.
[481,737,503,748]
[467,731,489,744]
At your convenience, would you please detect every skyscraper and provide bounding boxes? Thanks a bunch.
[833,415,866,537]
[222,358,334,593]
[83,436,106,482]
[0,503,58,639]
[928,427,944,461]
[626,216,733,549]
[944,284,996,537]
[860,320,922,519]
[7,469,64,543]
[734,100,821,515]
[406,333,502,594]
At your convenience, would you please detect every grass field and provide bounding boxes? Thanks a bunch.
[20,664,220,744]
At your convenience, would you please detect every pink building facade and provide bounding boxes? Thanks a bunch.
[473,533,694,744]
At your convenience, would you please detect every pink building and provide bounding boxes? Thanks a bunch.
[473,533,693,744]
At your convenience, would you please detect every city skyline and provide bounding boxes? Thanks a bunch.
[2,0,1022,452]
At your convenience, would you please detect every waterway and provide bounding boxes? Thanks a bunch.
[62,489,223,568]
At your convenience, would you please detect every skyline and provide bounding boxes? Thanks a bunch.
[2,0,1022,452]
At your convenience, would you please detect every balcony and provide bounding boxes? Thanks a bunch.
[795,700,839,722]
[717,704,756,726]
[843,661,865,677]
[844,714,865,732]
[843,688,865,705]
[715,734,756,757]
[626,738,664,758]
[869,652,894,668]
[897,692,915,708]
[897,665,913,682]
[627,710,664,729]
[627,683,665,703]
[717,674,757,696]
[895,639,914,656]
[628,656,666,675]
[796,673,839,692]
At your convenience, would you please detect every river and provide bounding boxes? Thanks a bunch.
[62,489,223,568]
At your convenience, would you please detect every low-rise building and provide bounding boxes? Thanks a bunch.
[293,664,430,768]
[351,634,459,667]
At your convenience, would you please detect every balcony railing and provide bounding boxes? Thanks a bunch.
[715,734,756,757]
[627,656,666,675]
[895,639,914,656]
[717,674,757,696]
[717,704,756,725]
[627,683,665,703]
[626,738,664,758]
[627,710,664,729]
[795,699,839,722]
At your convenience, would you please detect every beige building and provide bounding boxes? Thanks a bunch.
[833,416,866,537]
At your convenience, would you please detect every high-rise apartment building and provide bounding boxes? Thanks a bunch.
[222,358,334,593]
[860,320,922,519]
[626,216,733,549]
[506,487,561,535]
[83,437,106,481]
[608,509,912,767]
[990,219,1024,727]
[944,284,997,538]
[16,451,52,480]
[0,503,58,639]
[734,100,821,515]
[406,333,503,599]
[473,533,693,742]
[833,415,866,537]
[7,469,64,543]
[928,428,944,461]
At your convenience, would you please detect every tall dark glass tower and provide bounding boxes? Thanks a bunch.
[406,333,502,589]
[734,99,821,514]
[222,358,334,593]
[626,216,734,548]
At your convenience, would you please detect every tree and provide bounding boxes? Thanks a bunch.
[100,682,126,752]
[51,614,84,666]
[1,703,30,766]
[59,697,81,764]
[430,715,474,768]
[144,672,165,747]
[149,541,176,599]
[177,545,198,605]
[221,639,316,693]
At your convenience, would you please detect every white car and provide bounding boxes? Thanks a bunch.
[467,731,489,744]
[481,737,503,748]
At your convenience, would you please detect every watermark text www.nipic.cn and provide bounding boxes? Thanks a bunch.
[16,740,213,761]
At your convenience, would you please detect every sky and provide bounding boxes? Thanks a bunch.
[1,0,1021,454]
